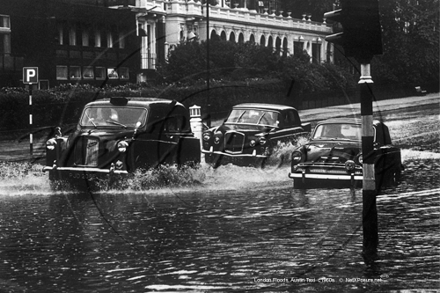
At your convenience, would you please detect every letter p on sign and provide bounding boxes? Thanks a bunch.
[23,67,39,84]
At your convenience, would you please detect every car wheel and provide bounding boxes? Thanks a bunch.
[205,154,222,169]
[391,168,401,186]
[48,171,61,191]
[293,178,306,189]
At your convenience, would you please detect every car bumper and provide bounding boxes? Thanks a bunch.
[43,166,129,175]
[201,148,267,158]
[288,172,363,181]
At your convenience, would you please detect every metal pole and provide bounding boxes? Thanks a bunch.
[206,0,211,127]
[29,83,33,157]
[359,63,378,259]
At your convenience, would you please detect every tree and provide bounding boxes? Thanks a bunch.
[378,0,439,87]
[160,40,282,83]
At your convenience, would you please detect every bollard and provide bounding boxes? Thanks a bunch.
[189,105,204,162]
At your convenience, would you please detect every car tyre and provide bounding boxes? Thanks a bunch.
[391,168,401,186]
[293,178,306,189]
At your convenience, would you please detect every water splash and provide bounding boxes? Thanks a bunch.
[0,162,51,196]
[1,138,438,196]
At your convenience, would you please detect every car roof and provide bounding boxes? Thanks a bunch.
[86,97,183,108]
[317,118,384,126]
[232,103,296,111]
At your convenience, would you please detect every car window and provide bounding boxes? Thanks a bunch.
[164,116,185,133]
[226,109,279,127]
[313,123,362,140]
[281,110,299,127]
[80,106,147,128]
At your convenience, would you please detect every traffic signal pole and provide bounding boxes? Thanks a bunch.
[324,0,383,262]
[359,63,378,259]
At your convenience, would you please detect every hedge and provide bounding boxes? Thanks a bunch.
[0,79,426,137]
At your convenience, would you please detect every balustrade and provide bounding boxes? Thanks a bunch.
[136,0,331,33]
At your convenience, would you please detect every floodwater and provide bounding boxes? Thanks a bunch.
[0,107,439,292]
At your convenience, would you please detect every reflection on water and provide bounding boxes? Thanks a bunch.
[0,149,439,292]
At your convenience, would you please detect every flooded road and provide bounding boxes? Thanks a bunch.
[0,105,439,292]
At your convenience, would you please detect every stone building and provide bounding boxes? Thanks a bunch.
[0,0,332,87]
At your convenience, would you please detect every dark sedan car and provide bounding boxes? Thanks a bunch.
[288,118,403,189]
[43,97,200,189]
[202,103,311,167]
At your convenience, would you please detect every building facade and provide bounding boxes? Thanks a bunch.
[1,0,141,88]
[0,0,332,88]
[131,0,332,82]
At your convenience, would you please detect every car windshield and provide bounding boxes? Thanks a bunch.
[312,123,362,140]
[225,109,279,127]
[80,106,147,128]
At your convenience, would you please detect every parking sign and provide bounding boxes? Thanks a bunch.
[23,67,39,84]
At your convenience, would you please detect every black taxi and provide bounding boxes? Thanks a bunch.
[43,97,200,189]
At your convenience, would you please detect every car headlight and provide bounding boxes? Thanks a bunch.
[355,153,363,164]
[249,139,256,147]
[46,138,57,150]
[345,160,356,172]
[259,136,267,145]
[203,132,212,142]
[291,150,303,165]
[214,131,222,144]
[117,141,129,153]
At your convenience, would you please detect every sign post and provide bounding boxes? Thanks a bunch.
[23,67,39,157]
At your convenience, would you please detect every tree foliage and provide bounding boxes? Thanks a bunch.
[159,39,356,94]
[160,0,438,92]
[377,0,439,86]
[159,39,283,83]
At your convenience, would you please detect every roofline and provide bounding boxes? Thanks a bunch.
[87,97,181,106]
[232,103,296,111]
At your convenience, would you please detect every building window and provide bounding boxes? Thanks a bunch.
[0,15,11,55]
[95,30,101,47]
[95,67,106,79]
[69,27,76,46]
[119,67,129,79]
[326,43,332,62]
[312,43,321,64]
[69,66,81,79]
[0,15,10,28]
[107,68,118,79]
[58,26,64,45]
[0,33,11,55]
[82,30,89,46]
[118,32,125,49]
[83,67,94,79]
[56,66,68,80]
[107,32,113,48]
[294,41,303,55]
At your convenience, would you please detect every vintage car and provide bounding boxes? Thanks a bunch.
[288,118,403,189]
[202,103,311,167]
[43,97,200,189]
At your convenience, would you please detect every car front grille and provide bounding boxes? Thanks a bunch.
[308,168,362,175]
[317,156,343,163]
[224,132,244,153]
[75,137,99,167]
